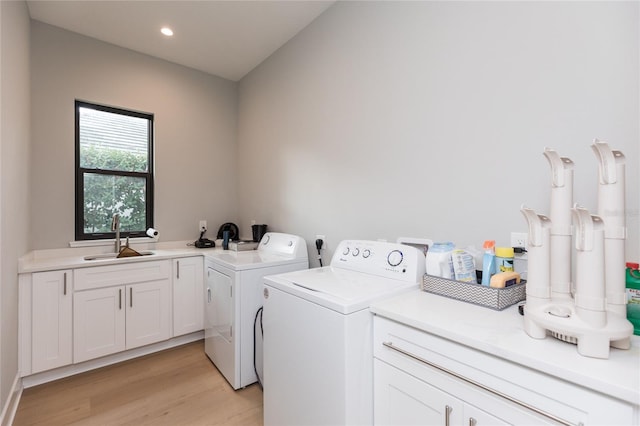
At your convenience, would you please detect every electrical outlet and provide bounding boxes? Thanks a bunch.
[510,232,528,248]
[199,220,207,232]
[315,235,325,249]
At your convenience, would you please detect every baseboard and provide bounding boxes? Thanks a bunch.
[0,373,23,426]
[22,331,203,389]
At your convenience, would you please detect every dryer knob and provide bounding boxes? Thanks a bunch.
[387,250,403,267]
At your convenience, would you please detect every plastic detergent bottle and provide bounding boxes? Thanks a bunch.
[626,262,640,336]
[481,240,496,287]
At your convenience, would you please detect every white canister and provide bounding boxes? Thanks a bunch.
[426,242,455,279]
[495,247,515,273]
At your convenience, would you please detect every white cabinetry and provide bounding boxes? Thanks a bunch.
[73,285,125,362]
[375,358,544,425]
[73,260,171,363]
[373,315,636,426]
[20,253,209,383]
[375,358,463,425]
[31,270,73,373]
[172,257,204,336]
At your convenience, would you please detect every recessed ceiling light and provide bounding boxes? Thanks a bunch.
[161,27,174,37]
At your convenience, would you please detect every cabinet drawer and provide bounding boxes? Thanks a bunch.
[373,316,634,425]
[74,260,171,290]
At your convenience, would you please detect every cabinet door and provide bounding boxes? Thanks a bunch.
[172,257,204,336]
[462,390,556,426]
[32,270,73,373]
[463,405,510,426]
[74,286,126,363]
[126,279,171,349]
[374,358,463,426]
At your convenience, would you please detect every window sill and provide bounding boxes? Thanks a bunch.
[69,236,158,248]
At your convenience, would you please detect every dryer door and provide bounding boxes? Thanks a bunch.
[204,266,237,388]
[211,268,233,342]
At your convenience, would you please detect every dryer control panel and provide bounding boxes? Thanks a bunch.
[331,240,426,283]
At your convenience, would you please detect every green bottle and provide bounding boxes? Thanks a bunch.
[626,262,640,336]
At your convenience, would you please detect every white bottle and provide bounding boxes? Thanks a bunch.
[426,242,455,279]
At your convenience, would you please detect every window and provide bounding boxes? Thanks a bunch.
[75,101,154,241]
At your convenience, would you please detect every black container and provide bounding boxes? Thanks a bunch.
[252,224,268,242]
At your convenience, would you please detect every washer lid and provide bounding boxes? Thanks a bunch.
[264,267,418,314]
[207,250,307,271]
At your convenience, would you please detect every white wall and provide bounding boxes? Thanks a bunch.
[238,1,639,265]
[0,0,31,417]
[30,22,239,249]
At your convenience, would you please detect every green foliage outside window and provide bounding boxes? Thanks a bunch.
[82,145,148,234]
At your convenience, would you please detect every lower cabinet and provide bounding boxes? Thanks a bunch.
[373,316,636,426]
[72,260,173,364]
[31,270,73,373]
[172,257,204,337]
[374,359,538,425]
[74,280,171,363]
[21,257,206,379]
[375,358,463,425]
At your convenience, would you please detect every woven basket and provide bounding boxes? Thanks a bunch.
[421,274,526,311]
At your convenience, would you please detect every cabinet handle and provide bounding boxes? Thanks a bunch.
[119,289,122,310]
[130,287,133,308]
[469,417,476,426]
[382,341,577,426]
[177,260,180,279]
[445,405,452,426]
[63,272,67,295]
[207,288,212,303]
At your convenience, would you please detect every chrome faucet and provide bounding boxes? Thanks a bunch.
[111,213,121,253]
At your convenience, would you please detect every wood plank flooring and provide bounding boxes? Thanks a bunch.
[13,341,263,426]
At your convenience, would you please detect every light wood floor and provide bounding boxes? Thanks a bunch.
[13,341,263,426]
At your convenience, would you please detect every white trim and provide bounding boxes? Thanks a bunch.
[22,332,203,388]
[0,373,23,426]
[18,274,32,377]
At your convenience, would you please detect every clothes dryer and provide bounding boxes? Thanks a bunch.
[204,232,308,389]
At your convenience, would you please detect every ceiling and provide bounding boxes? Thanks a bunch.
[26,0,335,82]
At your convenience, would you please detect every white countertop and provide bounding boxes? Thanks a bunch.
[18,241,220,273]
[370,290,640,406]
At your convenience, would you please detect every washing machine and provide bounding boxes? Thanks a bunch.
[262,239,426,426]
[204,232,308,390]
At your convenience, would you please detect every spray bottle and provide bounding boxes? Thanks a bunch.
[627,262,640,336]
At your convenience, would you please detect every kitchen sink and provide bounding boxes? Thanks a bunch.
[83,251,155,261]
